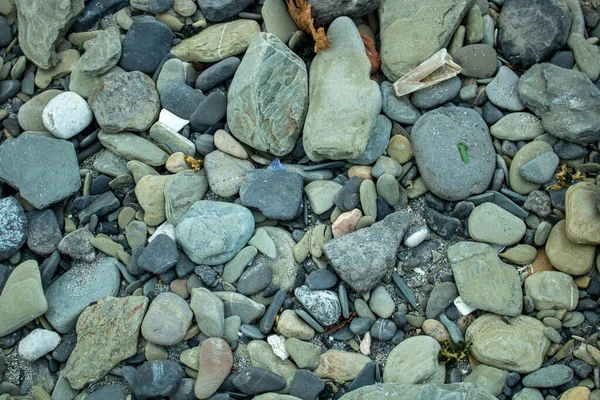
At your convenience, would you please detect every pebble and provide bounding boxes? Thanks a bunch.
[119,16,172,74]
[285,338,320,369]
[369,286,395,319]
[141,292,193,345]
[522,365,574,388]
[524,271,579,311]
[294,285,341,327]
[138,234,178,274]
[411,77,461,109]
[233,366,286,395]
[491,112,544,141]
[276,310,315,341]
[204,150,255,197]
[42,91,93,139]
[0,197,27,261]
[546,220,595,276]
[175,200,254,265]
[383,336,445,384]
[132,360,184,400]
[485,66,525,111]
[468,202,526,246]
[18,329,61,361]
[240,169,304,220]
[519,151,560,184]
[237,263,272,296]
[381,81,420,124]
[195,338,232,399]
[195,57,240,92]
[314,350,371,381]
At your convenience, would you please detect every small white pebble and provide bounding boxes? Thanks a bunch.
[18,329,61,361]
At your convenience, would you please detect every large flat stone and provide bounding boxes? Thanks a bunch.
[16,0,84,69]
[448,241,523,316]
[62,296,148,389]
[379,0,472,81]
[466,314,550,374]
[0,134,81,209]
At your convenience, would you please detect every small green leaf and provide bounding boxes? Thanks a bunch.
[457,143,469,164]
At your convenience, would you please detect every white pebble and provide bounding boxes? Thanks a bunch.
[403,227,429,248]
[454,296,477,316]
[267,334,288,361]
[148,221,176,243]
[159,108,188,132]
[18,329,61,361]
[42,92,93,139]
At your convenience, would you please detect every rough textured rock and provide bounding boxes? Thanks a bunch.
[339,383,496,400]
[294,285,341,326]
[78,26,122,76]
[324,211,410,293]
[379,0,472,81]
[171,19,261,62]
[518,63,600,144]
[303,17,381,162]
[383,336,445,384]
[466,314,551,374]
[62,296,148,389]
[0,197,26,261]
[89,71,160,133]
[227,33,308,157]
[411,107,496,201]
[448,242,523,316]
[0,134,81,209]
[16,0,84,69]
[175,201,254,265]
[497,0,571,68]
[0,261,47,337]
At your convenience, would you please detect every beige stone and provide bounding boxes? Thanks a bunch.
[214,129,248,159]
[171,19,261,62]
[566,182,600,244]
[546,220,595,276]
[34,49,80,89]
[332,209,362,238]
[387,135,413,164]
[561,386,591,400]
[314,350,371,381]
[135,175,171,226]
[195,338,232,399]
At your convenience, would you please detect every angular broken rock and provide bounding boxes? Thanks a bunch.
[393,48,462,97]
[323,211,410,293]
[63,296,148,389]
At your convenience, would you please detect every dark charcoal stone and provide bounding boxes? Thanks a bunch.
[239,169,304,221]
[0,16,13,48]
[78,191,120,223]
[26,210,61,256]
[195,57,241,91]
[138,234,178,275]
[290,370,325,400]
[120,16,173,74]
[237,263,272,296]
[306,269,338,290]
[0,80,20,103]
[189,91,227,129]
[85,385,126,400]
[199,0,254,22]
[347,362,376,392]
[232,366,286,395]
[72,0,130,32]
[161,82,206,120]
[131,360,183,400]
[52,333,77,363]
[425,208,461,239]
[497,0,571,68]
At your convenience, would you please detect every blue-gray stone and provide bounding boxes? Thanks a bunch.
[412,107,496,201]
[349,114,392,165]
[189,90,227,129]
[239,169,304,221]
[138,234,178,275]
[195,57,240,91]
[0,134,81,209]
[175,201,254,265]
[519,152,560,184]
[120,17,173,74]
[233,366,286,395]
[132,360,184,400]
[86,385,126,400]
[45,257,122,333]
[199,0,254,21]
[522,365,573,388]
[161,82,206,120]
[411,77,461,109]
[26,210,61,256]
[381,81,420,124]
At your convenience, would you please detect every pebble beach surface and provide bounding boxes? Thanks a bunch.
[1,0,600,399]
